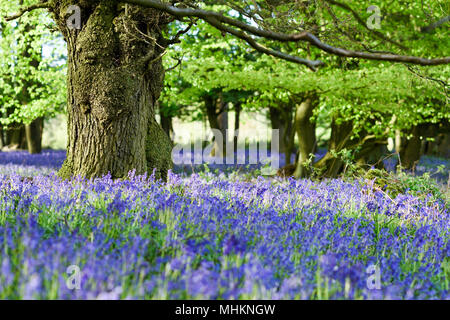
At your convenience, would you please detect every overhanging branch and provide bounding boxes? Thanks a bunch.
[4,2,50,21]
[202,16,324,71]
[125,0,450,67]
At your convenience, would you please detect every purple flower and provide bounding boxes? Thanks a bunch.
[223,234,247,255]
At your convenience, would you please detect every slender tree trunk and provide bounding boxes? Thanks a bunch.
[0,126,3,150]
[395,129,402,154]
[284,107,296,166]
[51,2,173,180]
[217,108,228,149]
[160,114,173,142]
[314,117,353,178]
[293,96,317,178]
[234,102,241,153]
[25,117,44,154]
[315,117,388,177]
[159,103,174,142]
[354,140,387,169]
[419,123,438,155]
[269,104,296,165]
[4,4,42,153]
[429,121,449,158]
[5,125,27,150]
[399,126,422,170]
[205,93,228,157]
[269,106,287,155]
[205,95,219,132]
[436,132,450,158]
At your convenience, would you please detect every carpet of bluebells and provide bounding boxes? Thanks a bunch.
[0,150,449,299]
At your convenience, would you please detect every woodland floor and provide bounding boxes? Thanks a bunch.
[0,150,448,299]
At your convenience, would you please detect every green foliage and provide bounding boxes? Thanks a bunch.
[161,13,256,121]
[0,0,66,126]
[161,1,449,140]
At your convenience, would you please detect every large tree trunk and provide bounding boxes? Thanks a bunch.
[293,96,317,178]
[51,2,173,180]
[25,117,44,154]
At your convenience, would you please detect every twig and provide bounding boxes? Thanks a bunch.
[165,56,183,72]
[167,20,195,45]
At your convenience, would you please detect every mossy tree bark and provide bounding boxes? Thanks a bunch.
[50,1,173,180]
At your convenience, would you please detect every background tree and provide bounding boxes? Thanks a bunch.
[0,0,66,153]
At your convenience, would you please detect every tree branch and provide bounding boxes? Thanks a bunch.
[421,15,450,33]
[202,16,324,71]
[125,0,450,67]
[297,32,449,66]
[4,2,50,21]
